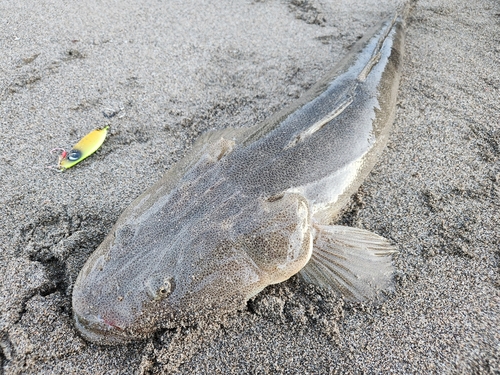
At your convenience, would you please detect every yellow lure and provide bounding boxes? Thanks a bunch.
[54,125,109,171]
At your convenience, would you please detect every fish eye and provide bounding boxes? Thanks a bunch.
[68,149,82,161]
[145,276,175,300]
[159,286,169,295]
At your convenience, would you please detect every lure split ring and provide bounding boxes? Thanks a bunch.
[48,125,110,171]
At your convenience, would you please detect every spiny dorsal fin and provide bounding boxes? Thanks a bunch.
[284,92,355,149]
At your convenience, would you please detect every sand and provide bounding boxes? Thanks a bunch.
[1,0,499,373]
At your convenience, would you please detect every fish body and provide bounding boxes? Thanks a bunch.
[73,14,405,344]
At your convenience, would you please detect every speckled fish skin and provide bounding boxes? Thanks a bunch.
[72,14,405,345]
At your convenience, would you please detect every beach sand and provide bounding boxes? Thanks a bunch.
[1,0,498,373]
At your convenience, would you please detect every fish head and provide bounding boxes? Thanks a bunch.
[72,191,312,344]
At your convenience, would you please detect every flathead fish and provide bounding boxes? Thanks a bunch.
[73,13,406,344]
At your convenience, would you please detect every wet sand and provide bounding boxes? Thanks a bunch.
[1,0,499,373]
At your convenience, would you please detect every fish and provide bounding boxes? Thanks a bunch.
[72,13,406,345]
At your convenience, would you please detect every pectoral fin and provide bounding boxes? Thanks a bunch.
[300,225,396,302]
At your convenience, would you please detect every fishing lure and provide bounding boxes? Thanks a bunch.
[49,125,110,171]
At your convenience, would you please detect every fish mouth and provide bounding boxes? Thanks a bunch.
[73,312,133,345]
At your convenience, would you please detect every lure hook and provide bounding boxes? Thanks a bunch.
[48,125,110,171]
